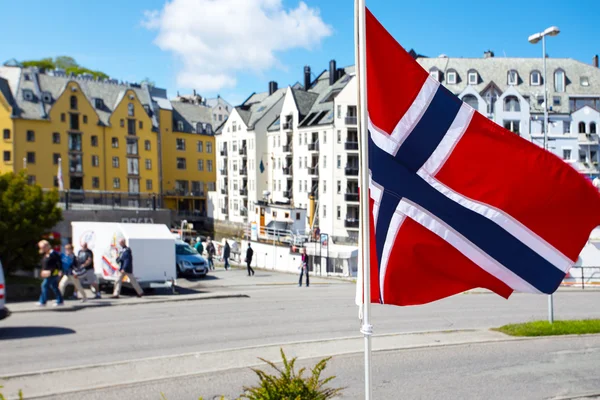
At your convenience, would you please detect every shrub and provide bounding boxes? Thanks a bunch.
[0,386,23,400]
[241,348,343,400]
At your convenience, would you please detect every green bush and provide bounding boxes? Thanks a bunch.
[241,349,343,400]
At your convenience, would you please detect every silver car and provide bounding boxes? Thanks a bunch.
[175,240,209,278]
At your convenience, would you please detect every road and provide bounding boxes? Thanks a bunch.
[1,268,600,398]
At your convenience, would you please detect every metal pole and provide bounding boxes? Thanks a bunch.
[356,0,373,398]
[542,34,554,324]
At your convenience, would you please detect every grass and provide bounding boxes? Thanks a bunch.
[494,319,600,337]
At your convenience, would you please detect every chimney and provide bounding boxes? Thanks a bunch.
[329,59,337,85]
[193,89,196,96]
[304,66,311,91]
[268,81,278,95]
[484,50,495,59]
[594,55,599,68]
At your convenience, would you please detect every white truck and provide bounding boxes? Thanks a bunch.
[71,222,176,291]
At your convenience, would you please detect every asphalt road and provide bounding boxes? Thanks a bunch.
[33,335,600,400]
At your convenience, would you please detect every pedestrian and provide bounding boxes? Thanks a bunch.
[206,236,216,270]
[223,240,231,270]
[59,244,87,302]
[37,240,64,306]
[298,248,309,287]
[194,236,204,256]
[75,242,101,299]
[111,238,144,298]
[245,243,255,276]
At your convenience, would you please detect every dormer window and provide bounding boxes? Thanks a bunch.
[128,103,134,117]
[467,70,478,85]
[446,70,457,84]
[196,122,203,133]
[41,91,52,104]
[429,68,440,82]
[70,95,78,110]
[95,98,104,109]
[23,89,34,101]
[530,71,541,86]
[581,77,590,87]
[507,70,518,86]
[24,73,31,81]
[143,105,151,115]
[554,69,565,93]
[206,124,213,135]
[177,121,184,131]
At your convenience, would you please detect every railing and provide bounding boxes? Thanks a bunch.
[244,225,309,246]
[345,116,358,125]
[308,142,319,151]
[345,166,359,176]
[165,189,205,197]
[282,166,292,175]
[345,193,359,202]
[561,266,600,289]
[345,141,359,150]
[219,169,228,176]
[221,208,229,214]
[282,121,293,130]
[240,209,248,217]
[239,188,248,196]
[308,166,319,175]
[220,188,228,195]
[177,210,208,218]
[49,190,161,211]
[239,147,247,156]
[240,167,248,176]
[220,149,227,156]
[283,144,292,152]
[344,218,359,228]
[283,190,292,198]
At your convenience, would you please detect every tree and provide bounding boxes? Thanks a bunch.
[21,57,55,70]
[0,172,62,275]
[140,77,155,87]
[54,56,78,70]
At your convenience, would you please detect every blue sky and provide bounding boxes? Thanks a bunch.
[2,0,598,105]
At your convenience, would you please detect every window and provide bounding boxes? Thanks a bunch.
[144,140,151,151]
[128,103,134,117]
[95,98,104,109]
[468,71,478,85]
[503,120,520,135]
[554,70,565,93]
[429,69,439,81]
[504,96,520,112]
[91,135,98,147]
[207,160,213,172]
[323,205,327,218]
[581,77,590,87]
[26,152,35,164]
[26,130,35,142]
[112,137,119,148]
[112,157,120,168]
[27,176,36,185]
[591,122,597,134]
[23,89,34,101]
[92,155,99,167]
[197,141,203,152]
[177,158,186,170]
[446,70,457,84]
[337,206,341,220]
[2,129,9,140]
[139,121,143,130]
[207,142,212,153]
[579,122,586,133]
[113,177,121,189]
[198,159,204,171]
[337,180,341,194]
[462,95,478,111]
[146,179,153,191]
[126,139,138,155]
[120,119,125,128]
[92,177,100,189]
[530,71,541,86]
[176,138,186,151]
[337,155,341,168]
[69,134,82,151]
[299,157,303,168]
[70,113,79,130]
[83,115,88,124]
[127,158,139,175]
[337,130,341,143]
[127,119,136,135]
[553,96,561,106]
[145,159,152,170]
[323,155,327,169]
[70,95,78,110]
[3,151,11,162]
[323,180,327,193]
[52,132,60,144]
[507,70,518,85]
[562,149,572,160]
[219,114,223,122]
[323,132,327,144]
[177,121,184,131]
[61,113,66,122]
[53,153,60,165]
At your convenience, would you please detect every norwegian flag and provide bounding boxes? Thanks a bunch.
[363,9,600,306]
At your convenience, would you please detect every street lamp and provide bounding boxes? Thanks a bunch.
[528,26,560,151]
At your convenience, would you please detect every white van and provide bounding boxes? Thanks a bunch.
[0,260,10,320]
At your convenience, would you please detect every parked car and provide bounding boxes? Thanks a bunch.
[175,240,209,278]
[0,260,10,320]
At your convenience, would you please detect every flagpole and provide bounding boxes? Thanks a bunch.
[355,0,373,399]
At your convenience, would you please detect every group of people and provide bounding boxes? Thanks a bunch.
[37,237,143,306]
[191,236,257,277]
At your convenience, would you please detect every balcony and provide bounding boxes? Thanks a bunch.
[345,193,359,202]
[221,208,229,215]
[345,141,359,151]
[308,166,319,176]
[308,142,319,151]
[345,166,359,176]
[240,167,248,176]
[283,190,292,198]
[578,133,599,145]
[345,116,358,125]
[282,121,292,130]
[219,169,228,176]
[345,218,360,229]
[240,209,248,217]
[283,144,292,152]
[220,188,228,195]
[239,147,247,156]
[220,149,227,156]
[282,166,292,175]
[239,188,248,196]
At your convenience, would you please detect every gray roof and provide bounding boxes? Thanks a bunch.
[171,100,214,133]
[0,66,160,128]
[290,88,319,118]
[206,96,233,109]
[236,88,286,130]
[0,77,15,108]
[417,56,600,113]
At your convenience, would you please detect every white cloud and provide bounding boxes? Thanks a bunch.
[143,0,332,92]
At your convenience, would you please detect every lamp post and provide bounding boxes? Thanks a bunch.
[529,26,560,324]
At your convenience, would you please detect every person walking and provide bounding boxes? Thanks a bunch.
[245,243,255,276]
[59,244,87,302]
[37,240,64,306]
[223,240,231,270]
[75,242,101,299]
[298,248,309,287]
[206,237,216,270]
[194,237,204,256]
[111,238,144,299]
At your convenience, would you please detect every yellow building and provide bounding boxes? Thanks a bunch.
[0,64,221,214]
